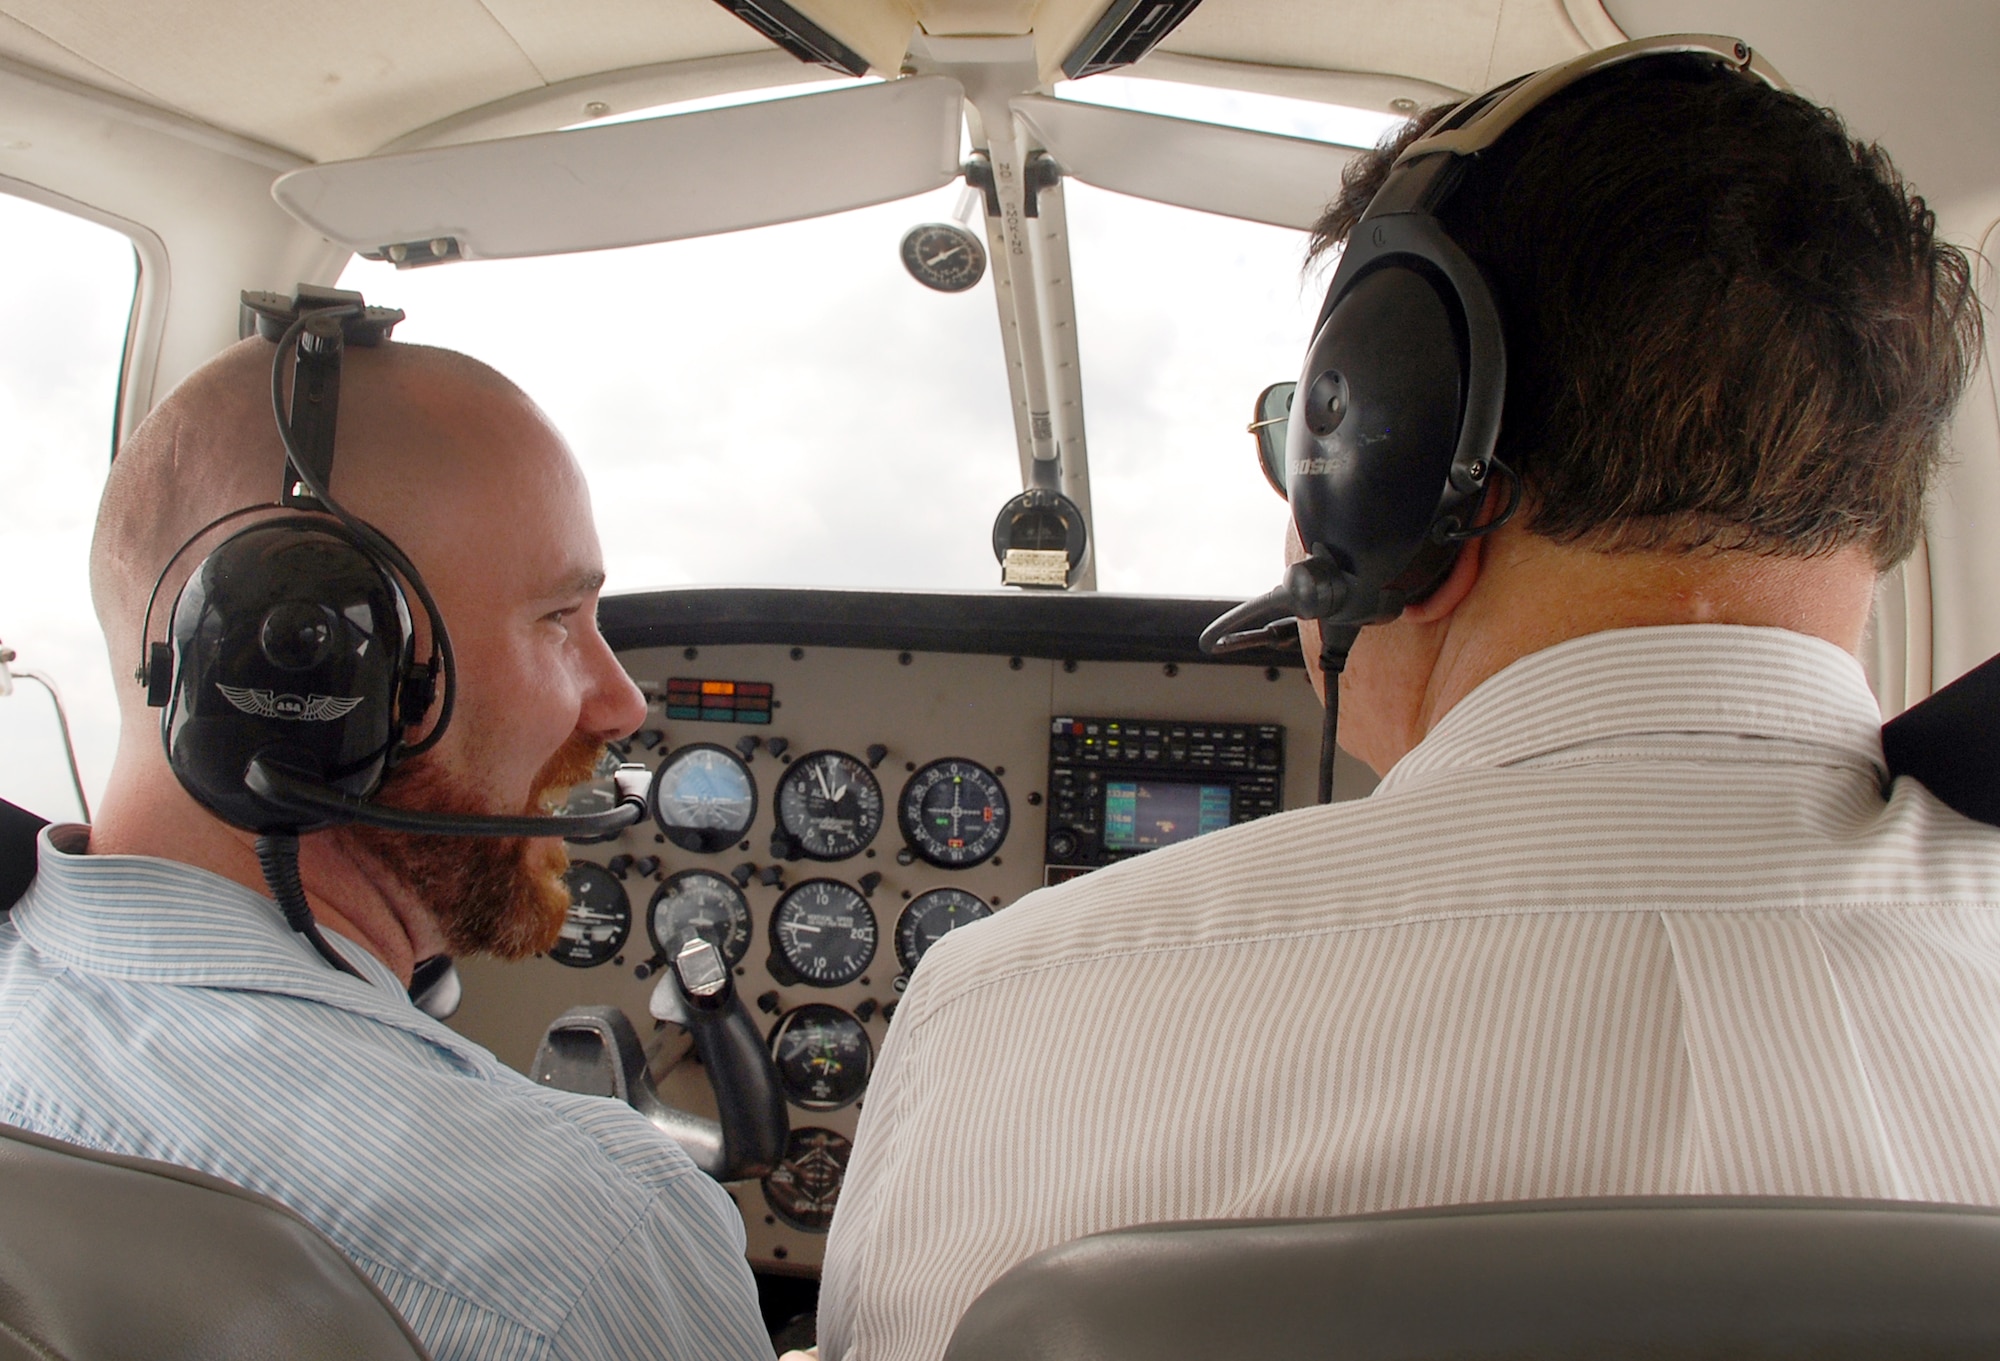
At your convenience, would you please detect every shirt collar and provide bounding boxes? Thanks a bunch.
[14,825,492,1063]
[1375,624,1887,797]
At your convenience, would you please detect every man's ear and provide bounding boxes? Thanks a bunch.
[1403,534,1485,624]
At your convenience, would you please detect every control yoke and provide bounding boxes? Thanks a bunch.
[528,937,788,1181]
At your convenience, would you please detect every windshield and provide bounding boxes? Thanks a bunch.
[339,106,1354,599]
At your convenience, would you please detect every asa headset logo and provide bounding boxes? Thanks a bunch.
[216,684,366,722]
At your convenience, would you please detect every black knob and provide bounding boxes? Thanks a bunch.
[895,847,915,867]
[765,737,790,758]
[1048,832,1077,861]
[634,856,660,878]
[758,864,785,887]
[730,862,756,887]
[735,735,761,760]
[882,1000,898,1022]
[866,743,889,768]
[606,854,634,879]
[854,999,878,1023]
[769,831,799,862]
[858,871,883,897]
[755,990,781,1014]
[634,952,667,980]
[636,728,666,750]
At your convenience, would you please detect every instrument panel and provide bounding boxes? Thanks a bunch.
[448,588,1371,1274]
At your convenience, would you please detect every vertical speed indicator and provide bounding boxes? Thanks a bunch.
[898,758,1009,868]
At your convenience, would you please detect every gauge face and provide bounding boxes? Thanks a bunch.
[550,861,630,968]
[763,1126,852,1233]
[896,887,994,973]
[647,869,753,967]
[899,221,986,293]
[771,878,877,986]
[775,750,883,861]
[769,1004,874,1111]
[899,758,1010,868]
[649,744,758,854]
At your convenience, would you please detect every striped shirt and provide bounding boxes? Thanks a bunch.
[819,625,2000,1361]
[0,827,771,1361]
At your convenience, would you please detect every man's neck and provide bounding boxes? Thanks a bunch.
[1421,534,1879,737]
[89,742,442,985]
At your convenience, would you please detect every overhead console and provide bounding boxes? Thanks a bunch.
[448,587,1370,1274]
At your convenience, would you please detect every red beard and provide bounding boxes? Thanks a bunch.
[346,731,605,960]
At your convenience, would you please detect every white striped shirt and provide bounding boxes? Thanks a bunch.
[0,826,771,1361]
[820,625,2000,1361]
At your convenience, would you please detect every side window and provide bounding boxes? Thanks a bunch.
[0,192,137,821]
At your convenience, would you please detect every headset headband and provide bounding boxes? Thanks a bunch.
[1406,34,1789,165]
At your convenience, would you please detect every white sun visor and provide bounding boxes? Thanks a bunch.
[1010,95,1362,232]
[272,75,966,262]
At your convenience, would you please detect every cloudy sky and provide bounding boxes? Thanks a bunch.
[0,78,1392,820]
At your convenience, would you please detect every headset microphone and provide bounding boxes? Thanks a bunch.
[138,285,646,978]
[1203,34,1785,806]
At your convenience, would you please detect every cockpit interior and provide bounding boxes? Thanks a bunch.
[5,0,2000,1355]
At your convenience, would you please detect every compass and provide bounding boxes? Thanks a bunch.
[899,222,986,293]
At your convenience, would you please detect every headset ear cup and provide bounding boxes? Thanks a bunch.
[160,520,414,833]
[1288,259,1470,623]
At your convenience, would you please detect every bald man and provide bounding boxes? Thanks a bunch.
[0,338,771,1361]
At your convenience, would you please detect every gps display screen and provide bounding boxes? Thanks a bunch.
[1102,780,1233,850]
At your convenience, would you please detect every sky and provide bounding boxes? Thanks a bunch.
[0,78,1397,821]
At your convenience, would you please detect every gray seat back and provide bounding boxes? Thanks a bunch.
[944,1197,2000,1360]
[0,1121,431,1360]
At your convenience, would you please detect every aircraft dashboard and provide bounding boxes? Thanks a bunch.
[448,586,1372,1273]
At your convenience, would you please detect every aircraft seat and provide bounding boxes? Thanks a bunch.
[942,1197,2000,1360]
[0,1119,431,1360]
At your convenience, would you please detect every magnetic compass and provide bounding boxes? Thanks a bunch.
[550,861,630,967]
[899,222,986,293]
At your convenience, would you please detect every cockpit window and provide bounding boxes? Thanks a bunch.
[0,192,137,819]
[339,183,1019,594]
[1064,181,1328,595]
[1054,77,1408,148]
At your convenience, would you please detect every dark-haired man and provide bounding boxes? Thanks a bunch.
[0,339,771,1361]
[819,49,2000,1361]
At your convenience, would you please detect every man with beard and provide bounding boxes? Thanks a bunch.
[0,337,771,1361]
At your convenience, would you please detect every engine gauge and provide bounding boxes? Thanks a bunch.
[763,1127,851,1233]
[899,758,1010,868]
[899,221,986,293]
[550,861,630,968]
[771,878,877,986]
[768,1004,873,1110]
[895,887,994,973]
[648,869,753,967]
[774,750,883,861]
[649,743,758,854]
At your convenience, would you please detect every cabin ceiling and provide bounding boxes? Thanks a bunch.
[0,0,1603,163]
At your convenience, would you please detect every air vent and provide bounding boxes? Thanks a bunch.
[1061,0,1205,80]
[710,0,869,77]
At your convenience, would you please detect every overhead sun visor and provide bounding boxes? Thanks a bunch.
[1011,95,1362,232]
[272,75,965,262]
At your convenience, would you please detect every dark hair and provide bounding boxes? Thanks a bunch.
[1309,55,1983,569]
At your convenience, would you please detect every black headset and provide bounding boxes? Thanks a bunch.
[136,285,644,975]
[1202,35,1788,801]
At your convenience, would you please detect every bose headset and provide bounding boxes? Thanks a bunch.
[1202,34,1788,802]
[137,285,646,979]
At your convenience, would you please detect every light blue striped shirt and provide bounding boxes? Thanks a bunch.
[0,825,772,1361]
